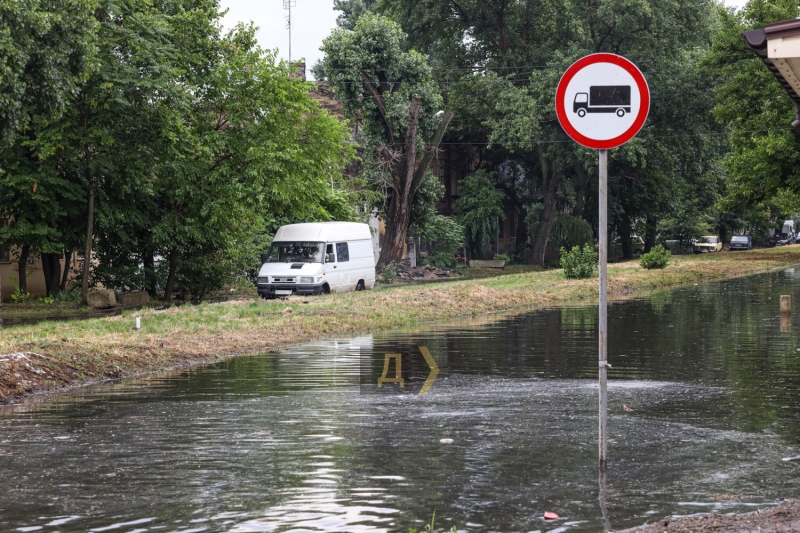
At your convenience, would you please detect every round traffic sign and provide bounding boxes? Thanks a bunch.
[555,53,650,150]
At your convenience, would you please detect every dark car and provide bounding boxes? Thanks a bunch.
[768,233,792,247]
[729,235,752,251]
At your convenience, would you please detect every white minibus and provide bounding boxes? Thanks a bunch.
[256,222,376,298]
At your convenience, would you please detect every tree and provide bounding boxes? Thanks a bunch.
[380,0,720,264]
[154,27,356,301]
[457,171,505,258]
[0,0,96,144]
[320,13,453,268]
[707,0,800,210]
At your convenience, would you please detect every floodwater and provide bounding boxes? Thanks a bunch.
[3,270,800,532]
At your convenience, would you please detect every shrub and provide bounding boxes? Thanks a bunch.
[493,253,510,262]
[379,261,398,283]
[640,244,671,269]
[8,275,31,303]
[52,289,82,303]
[560,244,598,279]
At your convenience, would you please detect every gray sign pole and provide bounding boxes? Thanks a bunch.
[598,148,608,464]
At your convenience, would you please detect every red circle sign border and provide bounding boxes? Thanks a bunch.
[555,53,650,150]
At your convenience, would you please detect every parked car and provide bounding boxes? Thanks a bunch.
[256,222,376,299]
[729,235,753,251]
[693,235,723,253]
[610,235,645,257]
[768,233,793,247]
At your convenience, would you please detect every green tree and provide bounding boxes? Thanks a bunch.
[380,0,720,264]
[320,13,453,268]
[0,0,96,143]
[154,28,356,301]
[708,0,800,210]
[457,171,505,258]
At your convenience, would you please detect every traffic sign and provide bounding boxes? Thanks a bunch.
[555,53,650,150]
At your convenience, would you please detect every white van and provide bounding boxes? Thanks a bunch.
[256,222,376,298]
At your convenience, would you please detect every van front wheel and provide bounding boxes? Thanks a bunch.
[321,284,330,295]
[356,280,365,291]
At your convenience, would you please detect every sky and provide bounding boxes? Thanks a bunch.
[220,0,750,79]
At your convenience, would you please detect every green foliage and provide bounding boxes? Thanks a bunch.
[0,0,97,143]
[707,0,800,210]
[417,212,464,268]
[321,14,443,146]
[560,245,598,280]
[8,275,31,303]
[382,0,720,265]
[547,214,594,261]
[378,261,397,283]
[493,253,510,262]
[640,245,671,270]
[52,289,81,303]
[457,171,505,258]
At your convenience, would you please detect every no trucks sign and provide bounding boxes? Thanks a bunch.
[555,53,650,150]
[555,53,650,464]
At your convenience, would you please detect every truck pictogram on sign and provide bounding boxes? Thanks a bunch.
[573,86,632,117]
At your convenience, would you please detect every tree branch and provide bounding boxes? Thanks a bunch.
[403,94,423,198]
[412,111,453,194]
[360,70,395,146]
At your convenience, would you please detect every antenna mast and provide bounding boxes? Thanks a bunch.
[283,0,296,64]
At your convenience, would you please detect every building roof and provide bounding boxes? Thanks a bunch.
[744,19,800,129]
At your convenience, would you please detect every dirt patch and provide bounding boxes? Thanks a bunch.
[615,499,800,533]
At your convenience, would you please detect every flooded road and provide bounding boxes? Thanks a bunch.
[2,270,800,532]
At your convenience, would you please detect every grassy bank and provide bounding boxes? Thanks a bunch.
[3,247,800,404]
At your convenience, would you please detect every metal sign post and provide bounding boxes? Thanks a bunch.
[555,54,650,465]
[598,149,608,464]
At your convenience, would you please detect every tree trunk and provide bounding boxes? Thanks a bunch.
[17,245,30,293]
[719,224,728,247]
[143,250,157,297]
[41,252,62,296]
[366,83,452,269]
[81,168,95,305]
[60,249,72,292]
[163,248,180,302]
[530,149,560,266]
[644,216,657,253]
[573,163,590,219]
[619,222,633,260]
[531,193,557,265]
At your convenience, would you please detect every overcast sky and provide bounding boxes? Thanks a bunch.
[219,0,751,79]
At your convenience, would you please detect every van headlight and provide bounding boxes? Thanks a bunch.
[257,276,269,284]
[299,277,314,283]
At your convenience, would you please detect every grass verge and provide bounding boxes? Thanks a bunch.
[2,247,800,404]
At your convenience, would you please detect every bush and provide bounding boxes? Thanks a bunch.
[52,289,81,303]
[8,275,30,303]
[640,244,671,269]
[379,261,397,283]
[560,244,598,279]
[417,214,464,268]
[493,253,510,262]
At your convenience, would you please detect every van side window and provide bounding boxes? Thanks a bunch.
[336,242,349,262]
[326,243,335,263]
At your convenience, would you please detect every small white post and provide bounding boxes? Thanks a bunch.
[598,149,608,465]
[135,315,141,330]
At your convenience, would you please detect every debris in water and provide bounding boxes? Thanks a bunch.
[440,438,453,444]
[623,404,634,412]
[544,512,559,520]
[781,455,800,462]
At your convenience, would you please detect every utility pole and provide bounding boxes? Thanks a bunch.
[283,0,296,64]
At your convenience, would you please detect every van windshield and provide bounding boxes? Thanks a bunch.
[265,242,324,263]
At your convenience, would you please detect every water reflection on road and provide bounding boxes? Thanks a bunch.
[3,269,800,532]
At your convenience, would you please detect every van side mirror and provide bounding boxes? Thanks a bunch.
[260,253,268,264]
